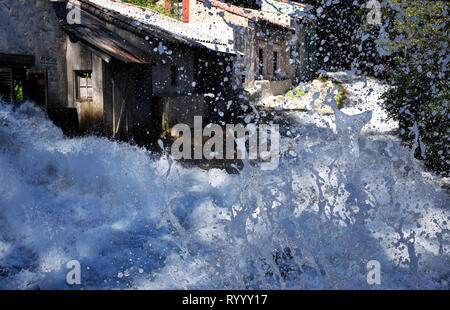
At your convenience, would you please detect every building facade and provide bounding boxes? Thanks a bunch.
[0,0,67,108]
[260,0,317,80]
[182,0,296,86]
[0,0,237,144]
[169,0,316,87]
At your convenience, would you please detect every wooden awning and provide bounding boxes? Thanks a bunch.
[62,23,150,64]
[0,53,35,67]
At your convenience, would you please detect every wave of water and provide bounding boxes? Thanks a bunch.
[0,99,448,289]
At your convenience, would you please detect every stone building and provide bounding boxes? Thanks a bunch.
[0,0,67,108]
[184,0,293,86]
[166,0,316,94]
[62,0,237,141]
[259,0,317,80]
[0,0,237,143]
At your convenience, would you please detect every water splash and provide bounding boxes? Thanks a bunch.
[0,100,448,289]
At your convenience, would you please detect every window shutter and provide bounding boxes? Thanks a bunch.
[0,68,13,104]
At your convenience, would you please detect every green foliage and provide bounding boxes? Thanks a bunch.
[79,72,92,79]
[381,61,449,175]
[378,0,449,175]
[121,0,181,20]
[281,78,346,110]
[379,0,448,55]
[318,76,346,109]
[317,75,327,83]
[14,83,23,101]
[284,87,306,98]
[334,85,345,109]
[123,0,157,6]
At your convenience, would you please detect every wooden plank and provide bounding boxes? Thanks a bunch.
[0,53,35,67]
[0,68,13,104]
[62,22,149,64]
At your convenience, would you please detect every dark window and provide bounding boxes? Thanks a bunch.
[170,65,178,86]
[273,51,278,76]
[258,48,264,76]
[0,68,13,104]
[75,71,93,101]
[27,71,47,107]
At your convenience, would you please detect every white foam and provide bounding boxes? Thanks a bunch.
[0,93,448,289]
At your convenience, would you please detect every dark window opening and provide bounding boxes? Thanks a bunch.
[27,71,47,107]
[170,65,178,86]
[14,81,23,100]
[75,71,93,101]
[13,70,25,101]
[258,48,264,77]
[1,68,47,106]
[273,51,278,76]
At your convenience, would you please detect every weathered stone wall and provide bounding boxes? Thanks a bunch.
[0,0,67,107]
[252,23,296,82]
[162,94,204,129]
[254,79,292,96]
[65,38,93,109]
[152,53,196,97]
[261,0,305,17]
[65,38,104,132]
[188,0,249,27]
[185,0,296,84]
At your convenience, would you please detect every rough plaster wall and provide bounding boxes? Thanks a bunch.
[66,38,93,109]
[297,26,304,80]
[253,25,295,81]
[0,0,67,107]
[186,0,296,83]
[187,0,251,84]
[261,0,305,17]
[254,79,292,96]
[65,39,104,131]
[189,0,248,27]
[91,53,104,127]
[152,51,195,97]
[162,94,204,128]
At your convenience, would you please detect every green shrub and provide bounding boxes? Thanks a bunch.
[381,58,449,176]
[376,1,449,176]
[284,87,306,98]
[121,0,181,20]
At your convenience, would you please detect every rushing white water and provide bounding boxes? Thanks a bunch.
[0,93,448,289]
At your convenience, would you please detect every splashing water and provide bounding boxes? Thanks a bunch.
[0,97,448,289]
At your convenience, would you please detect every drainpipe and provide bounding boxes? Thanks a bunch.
[164,0,171,13]
[182,0,189,23]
